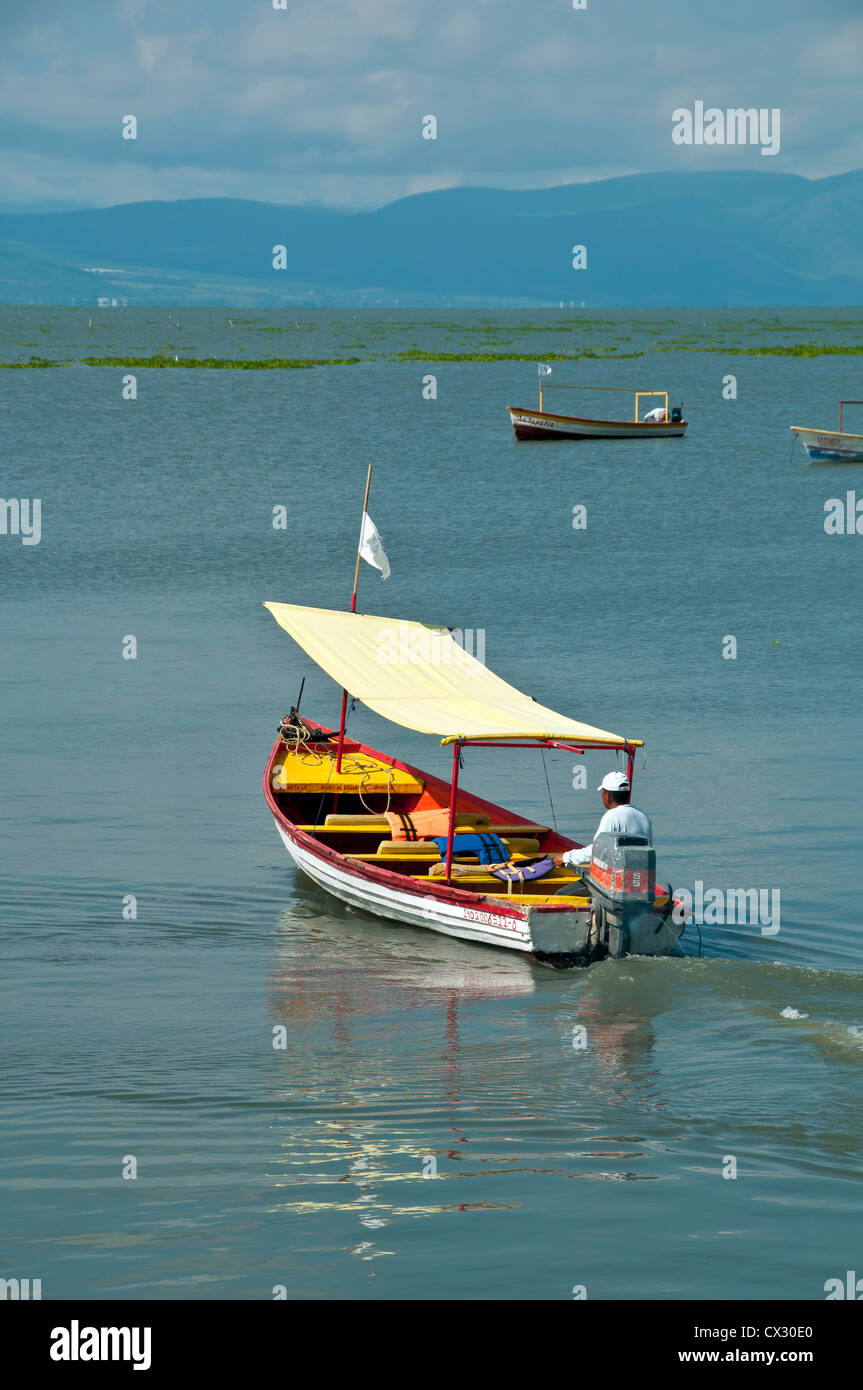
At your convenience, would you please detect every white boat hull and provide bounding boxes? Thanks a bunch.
[509,406,687,440]
[275,824,592,957]
[790,426,863,463]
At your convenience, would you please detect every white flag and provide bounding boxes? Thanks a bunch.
[538,363,552,376]
[359,511,390,580]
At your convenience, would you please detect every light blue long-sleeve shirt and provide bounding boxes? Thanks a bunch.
[562,803,653,867]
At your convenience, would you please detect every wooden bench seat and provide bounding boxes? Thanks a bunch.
[296,822,551,837]
[407,872,586,892]
[532,895,590,906]
[342,849,582,883]
[437,891,590,906]
[345,843,543,863]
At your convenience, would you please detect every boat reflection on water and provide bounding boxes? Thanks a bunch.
[271,885,540,1006]
[569,980,660,1090]
[270,881,669,1080]
[266,888,542,1271]
[263,884,686,1277]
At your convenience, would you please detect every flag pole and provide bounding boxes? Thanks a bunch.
[349,464,373,611]
[335,464,372,772]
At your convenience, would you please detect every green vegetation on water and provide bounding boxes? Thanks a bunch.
[77,354,362,368]
[732,342,863,357]
[3,340,863,369]
[391,349,643,362]
[0,355,63,367]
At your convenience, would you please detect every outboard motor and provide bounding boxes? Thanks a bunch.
[670,403,683,423]
[583,832,675,959]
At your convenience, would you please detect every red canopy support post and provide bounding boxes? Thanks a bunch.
[626,743,635,791]
[335,465,373,773]
[335,687,350,773]
[444,741,461,880]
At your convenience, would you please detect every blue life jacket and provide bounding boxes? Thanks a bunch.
[432,832,510,864]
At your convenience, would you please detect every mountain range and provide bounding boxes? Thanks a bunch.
[1,169,862,306]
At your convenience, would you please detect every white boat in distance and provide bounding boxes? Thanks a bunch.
[790,402,863,462]
[509,383,687,440]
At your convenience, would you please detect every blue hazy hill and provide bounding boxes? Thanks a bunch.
[1,169,862,305]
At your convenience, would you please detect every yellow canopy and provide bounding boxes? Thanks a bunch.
[264,602,637,748]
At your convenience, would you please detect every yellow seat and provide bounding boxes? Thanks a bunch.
[324,811,486,829]
[296,811,553,834]
[271,748,423,796]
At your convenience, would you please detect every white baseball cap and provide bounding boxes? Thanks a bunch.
[597,771,630,792]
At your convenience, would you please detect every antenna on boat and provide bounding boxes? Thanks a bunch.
[539,746,559,835]
[335,464,373,771]
[291,676,305,718]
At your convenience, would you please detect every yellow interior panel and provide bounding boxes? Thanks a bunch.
[270,746,424,796]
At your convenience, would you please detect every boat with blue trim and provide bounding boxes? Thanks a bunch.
[791,403,863,462]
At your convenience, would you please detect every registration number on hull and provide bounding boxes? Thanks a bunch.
[463,907,521,932]
[518,415,558,428]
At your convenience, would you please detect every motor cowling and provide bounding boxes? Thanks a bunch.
[587,832,655,904]
[583,833,660,960]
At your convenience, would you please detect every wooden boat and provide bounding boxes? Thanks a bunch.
[262,602,684,965]
[791,403,863,462]
[509,384,687,441]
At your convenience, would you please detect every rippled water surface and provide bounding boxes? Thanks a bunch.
[2,307,862,1299]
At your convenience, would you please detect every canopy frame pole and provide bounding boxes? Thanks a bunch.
[444,741,461,880]
[839,400,863,433]
[335,690,350,773]
[626,743,635,791]
[335,465,373,773]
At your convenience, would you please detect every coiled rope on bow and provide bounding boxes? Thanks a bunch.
[277,718,324,766]
[278,704,395,824]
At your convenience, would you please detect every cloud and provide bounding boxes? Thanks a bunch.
[806,19,863,82]
[0,0,860,212]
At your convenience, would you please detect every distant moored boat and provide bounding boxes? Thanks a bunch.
[791,402,863,462]
[509,377,687,441]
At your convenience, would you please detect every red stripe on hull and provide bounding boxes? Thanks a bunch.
[509,406,688,441]
[514,423,595,440]
[263,721,671,915]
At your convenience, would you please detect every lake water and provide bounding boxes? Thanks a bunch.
[2,307,862,1300]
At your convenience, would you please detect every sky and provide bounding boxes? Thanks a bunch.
[1,0,862,214]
